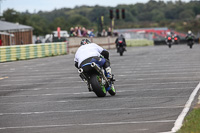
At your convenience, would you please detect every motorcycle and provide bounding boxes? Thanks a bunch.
[166,36,173,48]
[186,36,194,49]
[78,61,116,97]
[173,36,179,44]
[117,40,125,56]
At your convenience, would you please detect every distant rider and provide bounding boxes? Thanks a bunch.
[74,39,112,80]
[185,30,195,43]
[115,34,127,52]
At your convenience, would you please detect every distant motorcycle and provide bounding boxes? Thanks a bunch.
[78,61,116,97]
[173,36,179,44]
[186,35,194,49]
[117,40,125,56]
[166,36,173,48]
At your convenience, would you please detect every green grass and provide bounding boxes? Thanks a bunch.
[177,108,200,133]
[126,39,154,47]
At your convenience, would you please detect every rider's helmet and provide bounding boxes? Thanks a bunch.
[166,32,171,36]
[188,30,192,34]
[80,39,91,45]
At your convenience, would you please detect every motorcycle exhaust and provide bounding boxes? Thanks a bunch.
[78,68,83,73]
[78,68,89,84]
[91,62,109,85]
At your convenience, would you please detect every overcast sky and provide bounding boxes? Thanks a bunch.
[1,0,191,13]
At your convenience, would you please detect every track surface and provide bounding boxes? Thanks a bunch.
[0,44,200,133]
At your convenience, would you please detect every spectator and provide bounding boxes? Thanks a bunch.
[107,27,112,36]
[74,27,78,37]
[35,37,42,44]
[0,36,2,46]
[89,29,95,37]
[70,27,75,37]
[82,27,88,37]
[101,29,108,37]
[78,26,82,37]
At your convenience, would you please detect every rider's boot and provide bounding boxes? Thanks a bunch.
[105,67,112,79]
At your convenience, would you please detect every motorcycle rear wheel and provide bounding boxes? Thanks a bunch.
[90,74,106,97]
[119,47,124,56]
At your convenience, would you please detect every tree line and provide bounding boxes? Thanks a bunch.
[1,0,200,36]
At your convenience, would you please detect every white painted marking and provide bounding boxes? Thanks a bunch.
[0,81,197,87]
[0,106,183,116]
[0,86,192,98]
[0,96,187,104]
[0,81,83,86]
[0,86,192,93]
[0,120,175,130]
[0,86,83,92]
[115,81,198,86]
[171,82,200,133]
[0,77,79,82]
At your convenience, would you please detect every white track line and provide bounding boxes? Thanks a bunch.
[0,81,198,87]
[0,120,175,130]
[171,82,200,133]
[0,96,187,104]
[0,86,192,98]
[2,76,200,82]
[0,87,193,92]
[0,106,183,116]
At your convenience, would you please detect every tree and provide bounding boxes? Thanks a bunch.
[3,9,20,23]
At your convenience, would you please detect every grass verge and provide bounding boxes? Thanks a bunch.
[177,106,200,133]
[126,39,154,47]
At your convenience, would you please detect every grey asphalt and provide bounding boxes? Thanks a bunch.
[0,44,200,133]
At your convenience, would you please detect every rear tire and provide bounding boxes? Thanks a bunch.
[190,45,193,49]
[119,47,124,56]
[90,74,106,97]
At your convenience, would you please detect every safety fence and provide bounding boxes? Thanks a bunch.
[0,43,66,63]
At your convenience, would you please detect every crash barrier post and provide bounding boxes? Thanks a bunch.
[0,42,67,63]
[126,39,154,47]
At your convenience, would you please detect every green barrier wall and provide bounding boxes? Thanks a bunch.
[0,43,67,63]
[126,39,154,47]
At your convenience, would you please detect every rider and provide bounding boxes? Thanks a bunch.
[115,34,127,52]
[185,30,195,42]
[165,32,172,40]
[74,39,112,79]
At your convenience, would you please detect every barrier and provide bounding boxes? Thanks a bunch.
[0,42,67,63]
[0,37,153,63]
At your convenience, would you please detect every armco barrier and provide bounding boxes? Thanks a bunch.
[0,42,67,63]
[126,39,154,47]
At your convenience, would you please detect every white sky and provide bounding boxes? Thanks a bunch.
[0,0,191,13]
